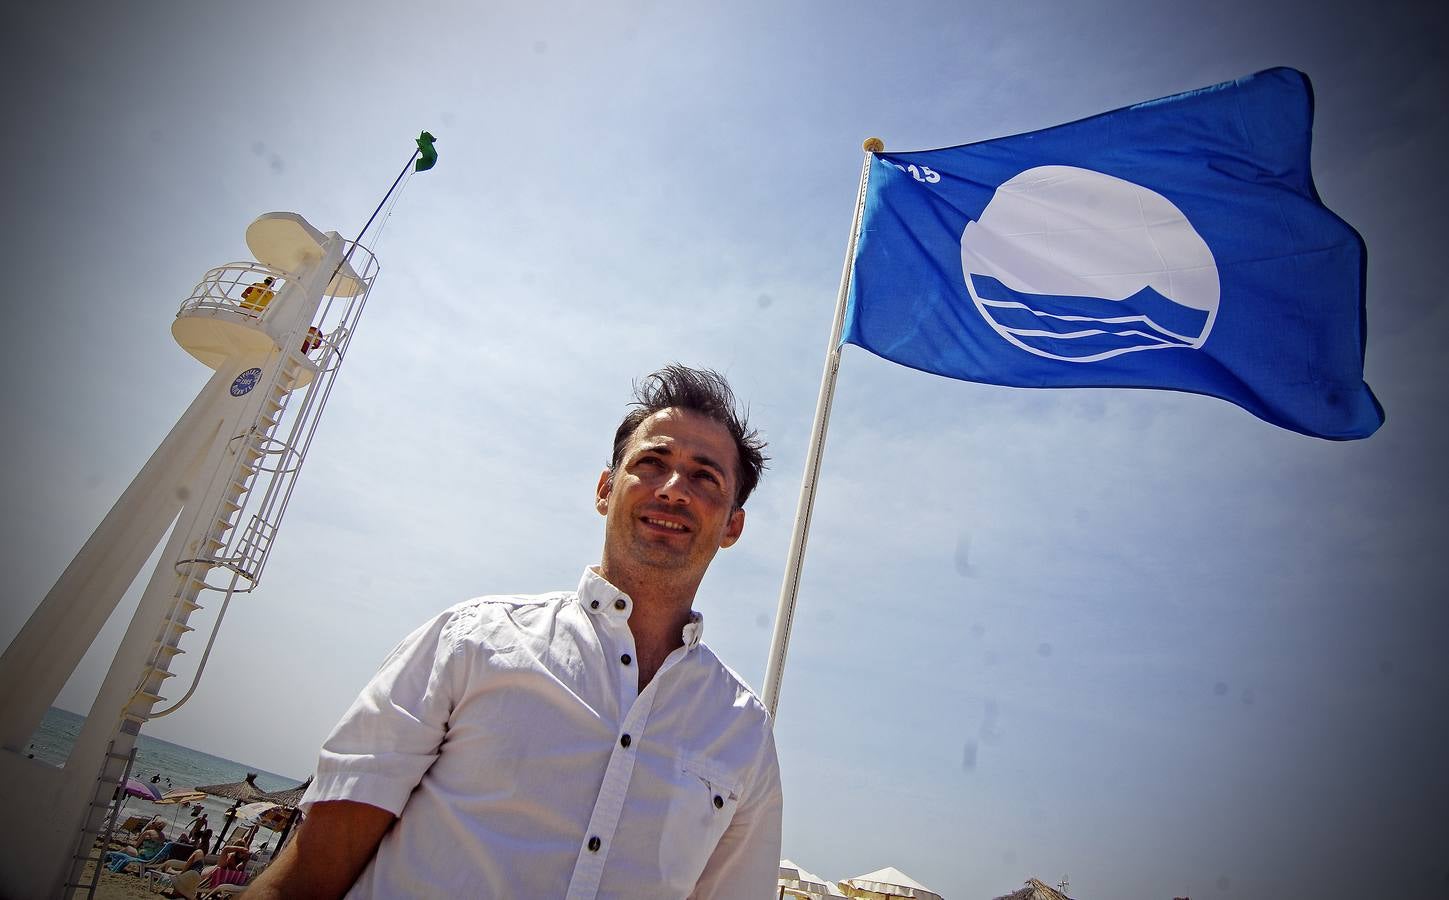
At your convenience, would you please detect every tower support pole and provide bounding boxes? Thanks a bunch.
[0,233,345,899]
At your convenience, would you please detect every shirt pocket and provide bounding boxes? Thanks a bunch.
[656,753,742,888]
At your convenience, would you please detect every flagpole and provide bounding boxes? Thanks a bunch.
[762,137,882,718]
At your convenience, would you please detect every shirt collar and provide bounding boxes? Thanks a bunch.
[579,566,704,650]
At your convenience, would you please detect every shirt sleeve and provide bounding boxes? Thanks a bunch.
[688,728,784,900]
[300,606,470,817]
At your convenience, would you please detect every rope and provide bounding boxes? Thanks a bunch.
[362,165,413,259]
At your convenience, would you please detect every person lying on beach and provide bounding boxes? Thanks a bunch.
[149,850,208,900]
[103,839,182,874]
[247,365,784,899]
[152,848,206,876]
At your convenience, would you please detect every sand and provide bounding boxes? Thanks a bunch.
[75,860,161,900]
[78,858,248,900]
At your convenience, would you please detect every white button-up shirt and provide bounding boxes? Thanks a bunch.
[301,567,783,899]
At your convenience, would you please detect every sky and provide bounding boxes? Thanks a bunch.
[2,1,1446,897]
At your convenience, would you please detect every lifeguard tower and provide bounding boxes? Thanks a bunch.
[0,212,378,898]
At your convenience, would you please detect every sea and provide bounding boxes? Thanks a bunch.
[30,706,305,841]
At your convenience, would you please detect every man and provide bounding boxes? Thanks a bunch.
[185,813,210,846]
[250,365,783,898]
[239,275,277,314]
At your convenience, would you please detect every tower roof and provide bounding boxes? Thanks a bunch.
[245,212,365,296]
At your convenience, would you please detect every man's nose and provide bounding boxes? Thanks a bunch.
[655,468,691,503]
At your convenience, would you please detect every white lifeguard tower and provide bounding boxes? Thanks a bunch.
[0,212,379,898]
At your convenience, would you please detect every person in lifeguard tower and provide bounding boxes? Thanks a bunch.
[240,275,276,314]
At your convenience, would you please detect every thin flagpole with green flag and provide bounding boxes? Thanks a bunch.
[325,131,439,295]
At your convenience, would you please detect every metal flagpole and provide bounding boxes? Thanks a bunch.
[762,137,882,718]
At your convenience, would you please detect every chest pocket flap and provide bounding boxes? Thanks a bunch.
[657,753,744,887]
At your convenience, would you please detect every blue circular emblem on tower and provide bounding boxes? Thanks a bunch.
[230,367,263,397]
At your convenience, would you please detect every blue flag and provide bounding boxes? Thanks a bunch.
[842,68,1383,440]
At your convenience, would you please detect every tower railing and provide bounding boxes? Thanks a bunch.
[179,262,293,320]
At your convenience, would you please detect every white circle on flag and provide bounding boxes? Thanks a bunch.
[960,165,1219,363]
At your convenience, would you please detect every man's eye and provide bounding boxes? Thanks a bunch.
[695,471,720,485]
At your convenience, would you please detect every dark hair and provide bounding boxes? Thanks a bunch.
[610,364,768,508]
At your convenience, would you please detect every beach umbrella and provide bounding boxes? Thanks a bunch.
[156,788,209,825]
[780,859,846,898]
[990,878,1075,900]
[196,775,276,852]
[259,776,313,852]
[259,776,313,809]
[840,867,944,900]
[157,789,208,805]
[123,777,162,801]
[195,773,272,803]
[256,805,293,832]
[235,801,279,821]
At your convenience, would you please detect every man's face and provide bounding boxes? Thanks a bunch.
[596,408,746,584]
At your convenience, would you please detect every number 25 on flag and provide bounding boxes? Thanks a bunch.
[891,163,941,184]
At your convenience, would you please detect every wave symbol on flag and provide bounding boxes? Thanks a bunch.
[960,165,1220,363]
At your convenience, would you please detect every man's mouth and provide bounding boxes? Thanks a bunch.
[641,515,691,533]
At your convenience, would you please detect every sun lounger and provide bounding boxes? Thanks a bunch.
[105,814,153,848]
[147,867,203,899]
[105,841,184,874]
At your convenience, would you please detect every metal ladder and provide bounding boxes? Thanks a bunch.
[141,350,312,709]
[60,353,309,897]
[62,743,136,899]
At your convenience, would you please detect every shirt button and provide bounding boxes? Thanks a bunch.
[713,794,724,809]
[620,653,632,666]
[620,733,631,748]
[590,599,599,609]
[587,835,601,852]
[614,598,626,610]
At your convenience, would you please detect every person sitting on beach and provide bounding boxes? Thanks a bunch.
[248,365,783,899]
[123,822,166,859]
[199,846,250,891]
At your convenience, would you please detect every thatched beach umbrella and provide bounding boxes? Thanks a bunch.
[266,777,312,853]
[991,878,1075,900]
[195,773,272,803]
[260,776,312,809]
[196,774,275,851]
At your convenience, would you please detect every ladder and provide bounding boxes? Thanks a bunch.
[60,354,312,896]
[142,351,313,712]
[62,743,135,899]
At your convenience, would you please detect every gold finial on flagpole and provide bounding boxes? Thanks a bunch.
[862,137,885,153]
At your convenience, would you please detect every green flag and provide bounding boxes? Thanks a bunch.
[415,131,438,172]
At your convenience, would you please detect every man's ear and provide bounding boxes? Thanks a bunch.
[595,468,613,516]
[719,507,745,549]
